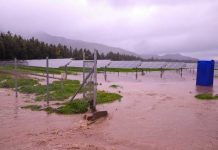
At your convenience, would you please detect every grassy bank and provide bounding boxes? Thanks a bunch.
[195,93,218,100]
[21,100,89,114]
[0,73,122,114]
[0,65,63,74]
[0,74,81,101]
[22,90,122,114]
[21,91,122,114]
[98,68,169,72]
[1,65,171,74]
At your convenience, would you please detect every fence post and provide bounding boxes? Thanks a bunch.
[46,57,49,106]
[64,65,67,80]
[61,77,64,93]
[104,66,107,81]
[14,58,18,97]
[92,50,97,112]
[83,50,85,99]
[135,68,138,80]
[160,67,164,78]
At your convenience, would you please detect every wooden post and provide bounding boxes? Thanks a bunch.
[180,68,183,78]
[46,57,49,106]
[14,58,18,97]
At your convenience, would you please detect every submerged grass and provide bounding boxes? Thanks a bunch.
[0,74,37,88]
[97,91,122,104]
[21,100,89,114]
[1,73,122,114]
[39,80,81,101]
[0,65,62,74]
[195,93,218,100]
[0,74,81,101]
[21,105,42,111]
[21,91,122,114]
[110,84,121,89]
[1,65,173,75]
[56,100,89,114]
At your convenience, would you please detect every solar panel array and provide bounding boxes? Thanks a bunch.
[68,60,110,68]
[138,62,167,69]
[215,62,218,69]
[11,58,215,70]
[184,63,197,69]
[164,62,186,69]
[68,60,83,68]
[107,61,141,68]
[26,58,72,68]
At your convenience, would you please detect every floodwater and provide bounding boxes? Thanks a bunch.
[1,70,218,150]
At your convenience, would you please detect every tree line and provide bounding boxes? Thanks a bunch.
[0,31,143,61]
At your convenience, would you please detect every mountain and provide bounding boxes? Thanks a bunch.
[27,32,138,56]
[142,53,198,61]
[160,54,198,61]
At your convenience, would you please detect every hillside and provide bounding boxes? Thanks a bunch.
[30,32,137,56]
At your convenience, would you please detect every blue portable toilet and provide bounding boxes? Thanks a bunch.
[196,60,215,86]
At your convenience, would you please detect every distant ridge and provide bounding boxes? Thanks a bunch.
[29,32,138,56]
[142,53,198,62]
[22,32,198,62]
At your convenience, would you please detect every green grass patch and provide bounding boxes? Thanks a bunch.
[0,74,37,88]
[97,68,173,72]
[1,65,173,75]
[0,65,62,74]
[33,80,80,101]
[21,105,42,111]
[18,66,63,74]
[55,100,89,114]
[34,80,81,101]
[63,67,166,73]
[21,100,88,114]
[110,84,121,89]
[0,73,81,101]
[195,93,218,100]
[96,91,122,104]
[19,84,46,95]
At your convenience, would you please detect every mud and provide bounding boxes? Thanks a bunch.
[1,70,218,150]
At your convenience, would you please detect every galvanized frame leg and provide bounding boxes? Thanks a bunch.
[92,50,97,112]
[104,66,107,81]
[83,51,85,99]
[46,57,49,106]
[14,58,18,98]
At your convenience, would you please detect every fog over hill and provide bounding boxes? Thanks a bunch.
[142,53,198,61]
[29,32,137,56]
[25,32,197,61]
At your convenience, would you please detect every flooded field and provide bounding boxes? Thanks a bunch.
[0,70,218,150]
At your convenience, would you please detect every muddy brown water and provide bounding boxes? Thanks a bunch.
[0,71,218,150]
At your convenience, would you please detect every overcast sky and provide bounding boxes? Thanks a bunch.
[0,0,218,59]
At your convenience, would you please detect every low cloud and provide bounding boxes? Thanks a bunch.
[0,0,217,59]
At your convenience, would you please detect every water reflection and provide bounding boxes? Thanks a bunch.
[13,97,19,119]
[196,86,214,94]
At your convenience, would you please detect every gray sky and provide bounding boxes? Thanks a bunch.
[0,0,218,59]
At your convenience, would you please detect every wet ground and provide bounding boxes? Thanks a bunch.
[0,70,218,150]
